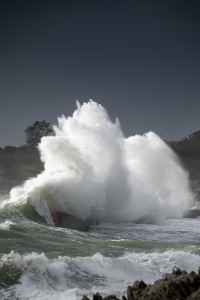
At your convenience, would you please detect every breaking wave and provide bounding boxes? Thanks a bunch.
[9,101,193,224]
[1,250,200,299]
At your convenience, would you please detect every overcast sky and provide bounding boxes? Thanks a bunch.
[0,0,200,147]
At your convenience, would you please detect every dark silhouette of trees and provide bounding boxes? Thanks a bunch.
[25,120,53,146]
[168,130,200,160]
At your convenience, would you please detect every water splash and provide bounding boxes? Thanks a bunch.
[1,250,200,299]
[10,101,193,224]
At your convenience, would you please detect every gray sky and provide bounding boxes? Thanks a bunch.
[0,0,200,147]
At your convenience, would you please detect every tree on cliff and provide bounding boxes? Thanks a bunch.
[25,120,53,146]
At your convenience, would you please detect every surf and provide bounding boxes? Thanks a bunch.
[8,100,193,226]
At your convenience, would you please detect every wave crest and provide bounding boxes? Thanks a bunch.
[9,101,193,224]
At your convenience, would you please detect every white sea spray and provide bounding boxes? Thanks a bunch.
[1,250,200,300]
[9,101,193,224]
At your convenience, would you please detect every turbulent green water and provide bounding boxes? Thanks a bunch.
[1,101,196,299]
[0,195,200,300]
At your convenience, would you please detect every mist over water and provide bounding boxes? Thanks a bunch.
[10,101,193,224]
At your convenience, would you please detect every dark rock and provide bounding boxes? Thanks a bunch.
[126,268,200,300]
[82,296,90,300]
[130,280,147,299]
[104,295,120,300]
[132,280,147,292]
[187,288,200,300]
[82,268,200,300]
[172,267,183,276]
[50,212,99,231]
[93,292,103,300]
[183,209,200,218]
[126,285,133,300]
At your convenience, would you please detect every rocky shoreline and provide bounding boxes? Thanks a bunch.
[81,268,200,300]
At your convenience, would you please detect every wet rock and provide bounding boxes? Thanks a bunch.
[187,287,200,299]
[81,268,200,300]
[126,268,200,300]
[82,296,90,300]
[126,280,147,300]
[52,212,98,231]
[93,292,103,300]
[104,296,120,300]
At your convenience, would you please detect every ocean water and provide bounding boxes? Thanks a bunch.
[0,197,200,300]
[0,101,199,299]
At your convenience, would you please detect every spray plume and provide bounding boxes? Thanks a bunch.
[10,101,193,224]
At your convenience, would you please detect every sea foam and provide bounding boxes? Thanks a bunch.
[1,250,200,300]
[10,101,193,224]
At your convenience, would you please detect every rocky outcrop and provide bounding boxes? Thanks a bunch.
[82,268,200,300]
[52,212,98,231]
[183,208,200,218]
